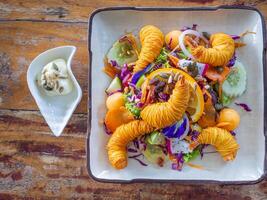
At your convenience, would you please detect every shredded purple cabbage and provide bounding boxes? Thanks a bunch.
[103,122,112,135]
[230,35,241,40]
[199,144,208,159]
[110,60,118,67]
[128,153,143,158]
[209,89,218,105]
[230,131,236,136]
[127,148,138,153]
[191,130,200,141]
[235,102,252,112]
[131,157,148,166]
[158,92,169,102]
[120,64,131,80]
[107,89,123,96]
[168,37,173,46]
[181,24,197,32]
[122,73,131,87]
[228,52,236,67]
[136,91,142,99]
[171,152,184,171]
[176,152,184,163]
[128,82,137,89]
[136,102,144,108]
[133,140,139,149]
[181,26,191,32]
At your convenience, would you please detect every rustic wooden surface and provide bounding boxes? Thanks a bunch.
[0,0,267,199]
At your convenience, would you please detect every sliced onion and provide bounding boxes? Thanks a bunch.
[179,30,209,60]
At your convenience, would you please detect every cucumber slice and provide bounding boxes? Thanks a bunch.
[105,76,122,95]
[146,131,166,145]
[221,92,234,106]
[136,75,146,89]
[222,61,247,99]
[143,144,166,166]
[107,38,138,67]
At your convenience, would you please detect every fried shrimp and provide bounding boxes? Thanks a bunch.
[107,120,154,169]
[190,127,239,161]
[192,33,235,66]
[134,25,164,72]
[141,75,190,129]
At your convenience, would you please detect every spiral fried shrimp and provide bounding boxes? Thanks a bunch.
[192,33,235,66]
[107,120,154,169]
[191,127,239,161]
[134,25,164,72]
[141,75,190,129]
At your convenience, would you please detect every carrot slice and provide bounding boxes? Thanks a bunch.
[103,57,120,78]
[205,66,230,83]
[168,54,179,67]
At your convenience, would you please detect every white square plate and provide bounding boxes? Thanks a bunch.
[87,6,266,183]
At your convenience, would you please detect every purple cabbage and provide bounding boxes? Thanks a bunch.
[230,35,241,40]
[166,139,171,154]
[131,157,148,166]
[209,89,218,105]
[228,52,236,67]
[120,64,131,80]
[191,130,200,141]
[128,153,143,158]
[168,37,173,48]
[122,73,131,87]
[192,24,197,30]
[235,102,252,112]
[103,122,112,135]
[171,152,184,171]
[110,60,118,67]
[230,131,236,136]
[107,89,123,96]
[158,92,170,102]
[133,139,139,149]
[181,26,190,32]
[136,102,144,108]
[127,148,138,153]
[181,24,198,32]
[199,144,208,159]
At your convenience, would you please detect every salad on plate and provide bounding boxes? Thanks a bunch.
[102,24,252,171]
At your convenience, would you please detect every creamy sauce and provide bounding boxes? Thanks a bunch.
[37,59,73,96]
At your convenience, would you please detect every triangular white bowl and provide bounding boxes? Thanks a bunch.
[27,46,82,136]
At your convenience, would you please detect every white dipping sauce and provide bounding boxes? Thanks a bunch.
[37,59,73,96]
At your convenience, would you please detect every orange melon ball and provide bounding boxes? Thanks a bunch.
[217,108,240,131]
[105,107,134,132]
[106,92,125,110]
[165,30,182,50]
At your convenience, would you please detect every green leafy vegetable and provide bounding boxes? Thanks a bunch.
[177,51,187,59]
[155,48,169,64]
[183,149,200,163]
[125,101,141,117]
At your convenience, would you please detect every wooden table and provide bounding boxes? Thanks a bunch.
[0,1,266,199]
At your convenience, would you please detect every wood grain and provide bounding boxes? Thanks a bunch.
[0,0,266,199]
[0,21,88,113]
[0,111,266,199]
[1,0,267,22]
